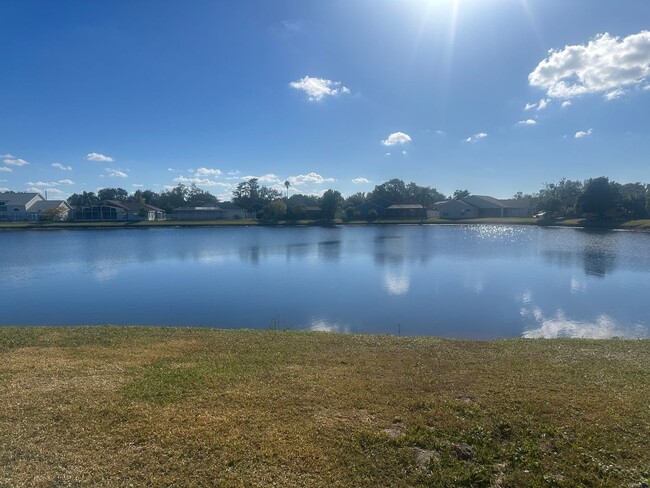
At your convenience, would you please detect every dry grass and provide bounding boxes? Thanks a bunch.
[0,327,648,487]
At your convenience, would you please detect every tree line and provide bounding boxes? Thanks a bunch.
[66,176,650,221]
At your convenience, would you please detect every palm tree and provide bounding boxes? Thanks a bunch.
[284,180,291,199]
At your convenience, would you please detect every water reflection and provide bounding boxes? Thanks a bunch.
[522,309,647,339]
[2,226,649,338]
[310,318,350,333]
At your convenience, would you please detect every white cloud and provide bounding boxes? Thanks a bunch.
[0,167,12,173]
[241,173,281,184]
[575,128,593,138]
[464,132,488,143]
[352,177,371,184]
[173,175,232,188]
[435,129,446,135]
[108,170,128,178]
[517,119,537,126]
[561,101,572,108]
[402,150,408,156]
[0,187,9,192]
[25,187,66,197]
[52,163,72,171]
[529,31,650,100]
[132,184,144,188]
[194,167,222,177]
[381,132,412,146]
[289,76,350,101]
[384,153,391,157]
[26,179,74,187]
[86,152,114,162]
[524,99,550,111]
[3,157,29,166]
[287,173,335,186]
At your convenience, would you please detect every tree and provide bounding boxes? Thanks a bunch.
[452,189,470,200]
[158,184,190,212]
[366,209,379,222]
[186,184,218,206]
[284,180,291,199]
[577,177,620,219]
[259,186,282,203]
[232,178,262,209]
[320,189,343,221]
[267,199,287,220]
[97,187,129,202]
[618,182,646,219]
[369,178,445,206]
[536,179,583,217]
[345,192,367,208]
[40,206,68,221]
[67,191,98,207]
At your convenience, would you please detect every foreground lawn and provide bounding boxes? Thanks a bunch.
[0,327,648,487]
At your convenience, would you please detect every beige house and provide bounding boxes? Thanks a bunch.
[0,192,70,221]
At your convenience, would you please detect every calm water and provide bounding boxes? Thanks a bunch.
[1,225,649,339]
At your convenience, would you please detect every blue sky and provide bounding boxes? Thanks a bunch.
[1,0,649,200]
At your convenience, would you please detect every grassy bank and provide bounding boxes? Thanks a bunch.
[0,327,648,487]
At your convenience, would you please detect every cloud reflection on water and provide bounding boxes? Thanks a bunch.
[520,290,647,339]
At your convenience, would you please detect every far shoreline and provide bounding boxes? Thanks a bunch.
[1,217,650,232]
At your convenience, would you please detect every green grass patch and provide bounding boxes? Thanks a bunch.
[0,328,648,486]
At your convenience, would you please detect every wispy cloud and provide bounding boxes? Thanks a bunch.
[86,152,114,162]
[26,179,74,187]
[524,99,550,111]
[107,170,127,178]
[0,167,12,173]
[529,30,650,100]
[52,163,72,171]
[517,119,537,126]
[352,177,371,184]
[173,175,232,188]
[575,129,593,138]
[3,157,29,166]
[194,167,222,177]
[290,76,350,101]
[464,132,488,143]
[381,132,412,146]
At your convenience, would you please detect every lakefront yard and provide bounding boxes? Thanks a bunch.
[0,327,648,487]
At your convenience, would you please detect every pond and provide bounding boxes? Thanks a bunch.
[1,225,649,338]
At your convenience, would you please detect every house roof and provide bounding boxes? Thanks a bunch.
[173,206,221,211]
[29,200,70,212]
[0,192,42,206]
[387,204,424,210]
[432,200,474,209]
[499,198,532,209]
[462,195,505,209]
[100,200,165,212]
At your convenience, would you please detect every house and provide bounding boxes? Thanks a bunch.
[461,195,532,218]
[355,201,387,220]
[171,202,247,220]
[385,204,427,219]
[28,200,72,220]
[72,200,166,221]
[429,200,477,219]
[0,191,70,221]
